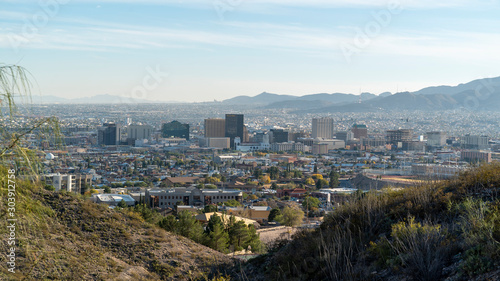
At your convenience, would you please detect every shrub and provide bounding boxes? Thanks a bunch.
[462,245,494,277]
[275,206,304,227]
[389,217,450,281]
[319,227,358,281]
[44,184,55,191]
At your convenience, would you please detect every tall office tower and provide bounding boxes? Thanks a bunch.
[127,124,153,141]
[386,129,413,145]
[427,131,447,147]
[98,122,121,145]
[204,118,226,138]
[351,124,368,139]
[270,129,289,143]
[225,114,244,148]
[162,121,190,140]
[312,117,335,139]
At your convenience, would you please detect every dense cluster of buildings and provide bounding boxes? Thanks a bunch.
[21,104,498,222]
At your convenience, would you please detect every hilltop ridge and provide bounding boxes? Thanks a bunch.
[0,168,234,280]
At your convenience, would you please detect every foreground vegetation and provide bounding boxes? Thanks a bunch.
[243,163,500,281]
[0,166,234,280]
[2,162,499,280]
[129,205,263,254]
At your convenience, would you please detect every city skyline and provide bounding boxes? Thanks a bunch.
[2,1,500,102]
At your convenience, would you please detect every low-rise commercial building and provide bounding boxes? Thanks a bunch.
[146,188,243,209]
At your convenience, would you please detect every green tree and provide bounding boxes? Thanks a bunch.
[271,182,278,190]
[229,220,250,251]
[206,221,229,252]
[205,213,224,234]
[267,166,280,180]
[316,178,328,189]
[203,204,218,213]
[276,206,304,227]
[302,196,321,211]
[293,170,303,178]
[268,208,282,222]
[224,199,242,207]
[245,225,262,253]
[253,168,263,178]
[103,185,111,193]
[117,199,127,208]
[158,215,177,232]
[305,177,315,186]
[205,184,218,189]
[205,176,220,184]
[177,211,203,243]
[329,170,340,188]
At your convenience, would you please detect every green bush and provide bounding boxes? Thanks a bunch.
[44,184,55,191]
[462,245,494,277]
[389,217,450,281]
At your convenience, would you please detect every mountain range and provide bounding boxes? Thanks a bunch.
[20,76,500,111]
[222,76,500,112]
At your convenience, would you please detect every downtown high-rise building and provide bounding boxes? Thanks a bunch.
[204,118,226,138]
[162,120,190,140]
[386,129,413,145]
[351,124,368,139]
[225,114,244,148]
[98,122,121,145]
[270,129,289,143]
[312,117,334,139]
[427,131,447,147]
[127,124,153,141]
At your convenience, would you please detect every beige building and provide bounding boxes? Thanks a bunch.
[312,117,335,139]
[270,142,305,152]
[127,124,153,141]
[204,118,226,138]
[248,206,272,223]
[206,137,230,149]
[461,150,492,163]
[312,143,329,155]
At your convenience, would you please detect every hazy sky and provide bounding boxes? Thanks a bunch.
[1,0,500,102]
